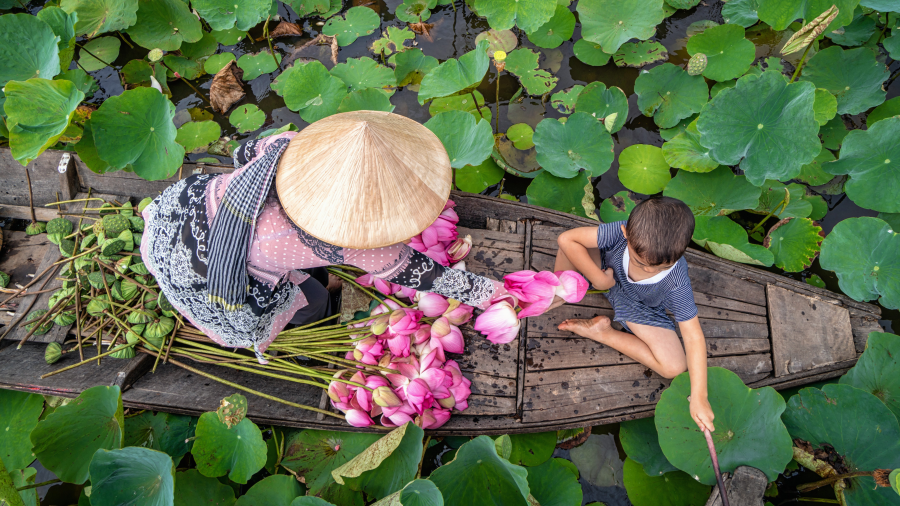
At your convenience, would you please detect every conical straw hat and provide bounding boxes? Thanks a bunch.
[276,111,452,250]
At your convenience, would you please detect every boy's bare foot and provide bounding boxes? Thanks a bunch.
[558,315,613,343]
[326,274,342,294]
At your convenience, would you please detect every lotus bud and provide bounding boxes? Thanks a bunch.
[602,113,618,133]
[370,315,389,335]
[437,393,456,410]
[447,235,472,263]
[373,386,402,408]
[149,75,163,93]
[687,53,707,76]
[148,48,164,62]
[781,5,839,55]
[45,342,62,365]
[352,348,365,362]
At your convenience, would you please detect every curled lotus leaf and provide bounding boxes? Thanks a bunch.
[533,113,614,178]
[78,36,120,72]
[782,384,900,506]
[429,435,531,505]
[572,38,612,66]
[281,429,380,502]
[663,166,761,216]
[662,119,718,173]
[693,215,774,266]
[282,60,348,123]
[192,0,270,31]
[88,447,175,506]
[60,0,138,38]
[623,459,711,506]
[323,7,380,47]
[657,367,793,485]
[474,29,518,54]
[237,50,282,81]
[338,88,395,113]
[617,144,671,195]
[819,217,900,309]
[599,191,638,222]
[455,158,505,194]
[3,78,84,166]
[686,24,754,81]
[823,116,900,213]
[424,111,493,169]
[614,41,668,68]
[390,48,439,90]
[234,475,305,506]
[193,412,266,484]
[634,63,708,129]
[764,217,823,272]
[0,13,61,87]
[527,5,576,49]
[125,0,202,51]
[619,417,678,476]
[418,40,490,104]
[758,0,857,32]
[799,46,888,116]
[526,172,592,219]
[840,332,900,421]
[527,458,583,506]
[696,70,820,186]
[371,26,415,56]
[331,57,397,93]
[470,0,557,33]
[0,389,43,471]
[36,6,76,70]
[332,422,425,500]
[577,0,667,54]
[499,48,559,96]
[574,82,628,134]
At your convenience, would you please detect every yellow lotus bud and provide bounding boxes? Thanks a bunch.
[373,386,402,408]
[494,50,507,61]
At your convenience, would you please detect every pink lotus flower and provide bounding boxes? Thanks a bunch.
[356,274,398,296]
[417,408,451,429]
[447,235,472,263]
[417,292,450,317]
[345,409,375,427]
[442,360,472,411]
[327,380,353,406]
[353,336,384,365]
[413,324,432,345]
[474,297,521,344]
[429,317,465,362]
[504,270,560,318]
[354,374,389,412]
[386,333,412,358]
[421,216,457,248]
[406,378,435,414]
[381,401,417,427]
[554,270,589,303]
[396,285,418,300]
[451,260,466,271]
[443,299,474,325]
[388,308,423,336]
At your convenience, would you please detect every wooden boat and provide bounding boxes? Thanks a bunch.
[0,148,884,435]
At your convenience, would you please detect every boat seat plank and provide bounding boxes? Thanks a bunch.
[4,241,70,343]
[850,317,883,354]
[0,149,77,207]
[456,395,516,416]
[768,285,856,377]
[0,232,52,295]
[457,227,525,252]
[460,230,525,279]
[0,343,133,395]
[455,328,518,379]
[467,371,517,397]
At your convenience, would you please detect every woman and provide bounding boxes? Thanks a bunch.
[140,111,506,362]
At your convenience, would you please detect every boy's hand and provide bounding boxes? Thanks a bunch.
[592,268,616,290]
[690,395,715,432]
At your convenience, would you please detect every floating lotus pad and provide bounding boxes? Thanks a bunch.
[533,113,614,178]
[613,41,668,68]
[176,121,222,152]
[549,85,584,114]
[573,82,628,134]
[569,434,624,487]
[124,411,196,462]
[572,38,612,66]
[617,144,671,195]
[813,88,838,126]
[686,24,754,81]
[757,0,859,32]
[332,423,425,500]
[125,0,202,51]
[78,36,120,72]
[391,48,439,89]
[722,0,759,27]
[60,0,138,38]
[507,123,535,150]
[527,458,583,506]
[429,436,531,505]
[696,70,820,185]
[323,6,380,47]
[693,215,774,266]
[191,0,271,31]
[662,120,718,173]
[280,429,379,503]
[234,475,305,506]
[338,88,395,113]
[663,166,761,216]
[470,0,557,33]
[799,46,888,116]
[527,5,576,49]
[507,431,556,467]
[503,48,559,96]
[455,158,505,193]
[210,26,248,45]
[526,172,592,219]
[395,0,433,23]
[282,60,348,123]
[599,191,638,222]
[474,29,518,54]
[824,116,900,213]
[88,447,175,506]
[3,78,84,166]
[371,26,415,56]
[577,0,667,54]
[623,459,711,506]
[840,332,900,421]
[173,469,236,506]
[634,63,709,129]
[163,54,205,80]
[428,90,491,122]
[764,217,822,272]
[619,417,678,476]
[204,53,236,75]
[192,411,267,484]
[237,50,282,80]
[418,40,490,104]
[331,57,397,93]
[425,111,493,169]
[0,390,43,471]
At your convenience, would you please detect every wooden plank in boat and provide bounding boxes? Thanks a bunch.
[4,242,69,343]
[463,232,524,279]
[458,227,525,252]
[0,205,61,222]
[526,337,771,371]
[768,285,855,377]
[0,232,52,295]
[74,158,233,200]
[692,292,767,316]
[456,395,516,416]
[0,148,78,207]
[0,343,131,395]
[467,371,516,397]
[455,328,518,379]
[850,317,883,354]
[749,359,859,390]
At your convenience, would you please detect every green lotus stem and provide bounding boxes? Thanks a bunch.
[75,286,84,361]
[75,42,114,69]
[789,43,814,83]
[470,91,486,120]
[157,60,212,105]
[41,342,135,378]
[292,312,342,330]
[263,17,281,71]
[328,268,408,308]
[585,289,609,294]
[797,471,876,493]
[337,264,367,273]
[17,294,74,349]
[416,435,431,479]
[52,246,99,266]
[82,295,156,318]
[116,31,134,49]
[139,348,345,420]
[495,72,501,134]
[94,259,158,297]
[16,478,61,492]
[45,198,106,207]
[748,189,790,236]
[172,348,336,390]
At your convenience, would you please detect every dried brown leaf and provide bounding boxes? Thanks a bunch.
[409,22,435,42]
[258,21,303,40]
[209,60,245,115]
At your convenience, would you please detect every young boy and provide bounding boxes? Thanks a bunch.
[554,196,715,432]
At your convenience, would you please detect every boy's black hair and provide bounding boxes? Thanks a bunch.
[625,196,694,266]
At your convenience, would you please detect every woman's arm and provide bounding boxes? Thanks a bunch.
[679,316,715,432]
[557,227,615,289]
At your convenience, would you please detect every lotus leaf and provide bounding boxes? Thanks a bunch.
[124,411,196,462]
[549,86,583,114]
[332,423,424,500]
[505,431,556,467]
[635,63,708,129]
[211,26,247,45]
[88,447,175,506]
[623,459,711,506]
[878,212,900,231]
[819,217,900,309]
[752,181,813,219]
[121,60,170,94]
[79,36,120,72]
[800,46,887,115]
[527,5,576,49]
[229,104,266,133]
[613,41,668,68]
[91,88,184,180]
[282,0,336,17]
[599,191,638,222]
[696,70,820,185]
[192,411,266,484]
[271,61,306,97]
[0,14,62,87]
[663,166,761,216]
[174,469,236,506]
[0,390,42,471]
[526,458,582,506]
[722,0,759,27]
[144,316,175,340]
[282,60,347,123]
[692,216,774,266]
[237,50,282,80]
[782,384,900,506]
[569,433,624,487]
[235,475,305,506]
[456,158,504,193]
[618,144,672,195]
[30,385,124,484]
[867,97,900,130]
[126,0,202,51]
[424,111,493,168]
[824,116,900,213]
[395,0,433,23]
[292,498,338,506]
[4,78,84,166]
[841,332,900,420]
[573,82,628,133]
[176,121,221,153]
[429,435,530,505]
[527,172,591,218]
[200,52,234,76]
[192,0,270,31]
[827,9,876,46]
[662,120,718,173]
[820,115,850,151]
[619,417,678,476]
[37,6,76,72]
[180,32,218,60]
[657,368,793,484]
[338,88,395,113]
[686,24,754,81]
[418,40,490,104]
[666,0,701,8]
[162,54,205,80]
[60,0,138,37]
[372,26,415,56]
[577,0,666,54]
[323,7,380,47]
[494,134,542,178]
[428,91,490,121]
[281,429,379,503]
[470,0,557,33]
[8,467,37,506]
[507,123,534,150]
[764,218,822,272]
[390,48,439,89]
[533,113,613,178]
[474,29,518,54]
[499,48,559,96]
[757,0,859,32]
[809,88,838,128]
[572,40,612,68]
[331,57,397,93]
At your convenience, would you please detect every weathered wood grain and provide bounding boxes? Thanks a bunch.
[0,204,61,222]
[768,285,855,377]
[455,328,518,379]
[4,243,68,343]
[467,371,517,397]
[0,148,77,207]
[705,466,768,506]
[850,317,883,354]
[0,343,132,395]
[456,395,517,415]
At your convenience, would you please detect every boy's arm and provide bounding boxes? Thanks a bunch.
[678,316,716,432]
[557,227,615,289]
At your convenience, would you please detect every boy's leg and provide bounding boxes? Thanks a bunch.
[554,245,602,272]
[558,317,687,379]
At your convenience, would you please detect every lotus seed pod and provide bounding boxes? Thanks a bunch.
[53,311,76,326]
[148,48,164,62]
[687,53,707,76]
[130,216,145,232]
[0,271,9,288]
[93,219,105,236]
[25,222,46,235]
[46,218,73,237]
[158,292,174,312]
[101,238,125,257]
[217,393,249,428]
[98,203,116,216]
[781,5,839,56]
[25,310,52,335]
[45,342,63,364]
[138,197,154,212]
[102,214,130,237]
